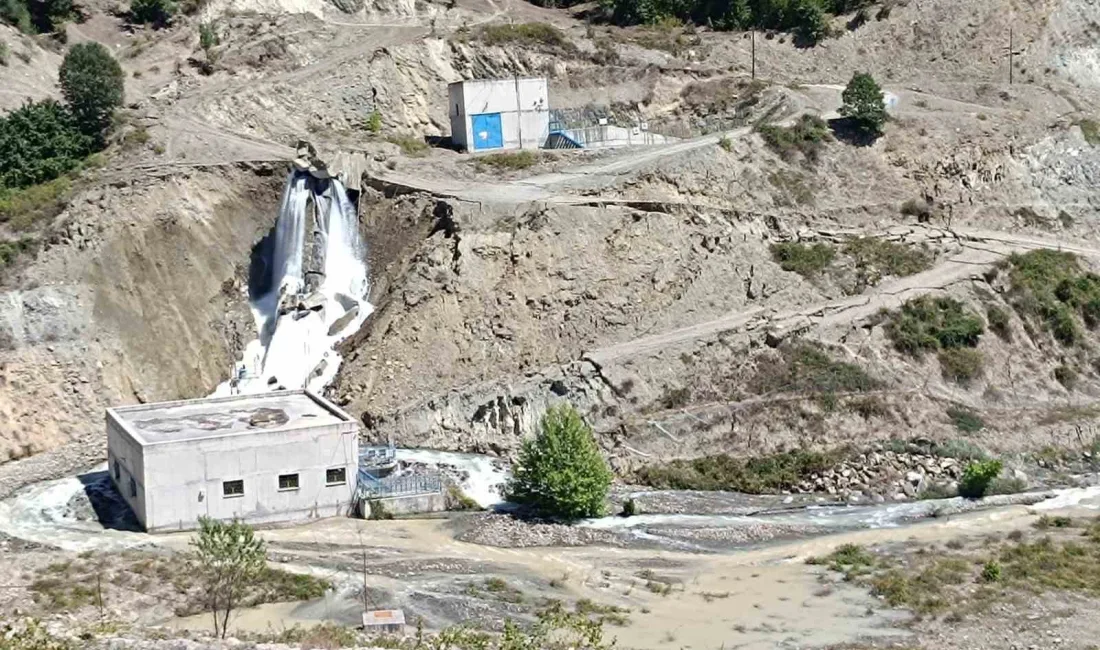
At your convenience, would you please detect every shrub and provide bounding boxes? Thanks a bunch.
[767,169,814,205]
[620,497,636,517]
[843,237,932,280]
[749,342,880,396]
[634,448,845,494]
[472,22,574,53]
[958,459,1003,498]
[59,42,125,144]
[980,560,1002,583]
[931,438,987,461]
[130,0,176,26]
[717,134,732,151]
[1054,364,1077,389]
[1080,119,1099,146]
[1002,250,1100,347]
[0,175,73,230]
[507,404,612,519]
[0,40,8,66]
[199,21,219,63]
[365,109,382,134]
[986,305,1011,340]
[476,150,538,171]
[2,0,73,33]
[946,407,984,433]
[900,198,933,220]
[756,114,831,162]
[0,100,92,190]
[770,241,835,277]
[839,72,887,136]
[884,295,984,357]
[938,347,984,385]
[387,135,429,157]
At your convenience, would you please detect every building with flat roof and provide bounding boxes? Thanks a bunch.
[448,77,549,152]
[106,390,359,532]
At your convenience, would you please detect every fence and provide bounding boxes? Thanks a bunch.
[357,470,442,498]
[360,444,397,469]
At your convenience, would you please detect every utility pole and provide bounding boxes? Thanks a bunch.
[1004,27,1024,85]
[751,30,756,80]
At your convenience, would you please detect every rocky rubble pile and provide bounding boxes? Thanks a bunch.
[792,449,967,502]
[454,513,624,548]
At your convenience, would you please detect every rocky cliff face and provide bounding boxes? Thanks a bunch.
[0,166,283,461]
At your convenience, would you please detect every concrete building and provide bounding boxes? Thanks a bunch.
[107,390,359,532]
[448,77,549,152]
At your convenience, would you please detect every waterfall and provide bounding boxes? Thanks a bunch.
[216,170,373,396]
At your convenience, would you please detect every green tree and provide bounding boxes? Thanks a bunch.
[507,404,613,519]
[958,459,1003,498]
[839,72,887,135]
[790,0,828,45]
[130,0,177,26]
[191,517,267,638]
[0,100,91,189]
[59,41,124,144]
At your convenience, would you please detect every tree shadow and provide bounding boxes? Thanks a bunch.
[76,470,143,532]
[828,117,881,147]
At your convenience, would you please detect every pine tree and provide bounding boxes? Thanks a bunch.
[839,71,887,136]
[59,42,124,144]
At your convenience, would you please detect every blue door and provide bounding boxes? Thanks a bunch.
[471,113,503,150]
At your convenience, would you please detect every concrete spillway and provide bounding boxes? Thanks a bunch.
[217,168,372,395]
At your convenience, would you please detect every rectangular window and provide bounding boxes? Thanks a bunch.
[222,480,244,497]
[278,473,300,491]
[325,467,346,486]
[129,477,137,498]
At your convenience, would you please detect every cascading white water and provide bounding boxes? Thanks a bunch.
[215,171,373,396]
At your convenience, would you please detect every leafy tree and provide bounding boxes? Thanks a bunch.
[507,404,613,519]
[191,517,267,638]
[839,72,887,135]
[958,459,1003,498]
[1,0,32,32]
[1,0,73,33]
[0,100,91,189]
[130,0,177,26]
[790,0,828,44]
[59,41,124,144]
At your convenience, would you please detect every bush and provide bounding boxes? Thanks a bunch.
[1002,250,1100,347]
[130,0,176,26]
[770,241,835,277]
[59,42,125,144]
[756,114,831,162]
[634,448,845,494]
[387,135,429,157]
[472,22,574,53]
[938,347,984,385]
[946,407,984,433]
[839,72,886,136]
[603,0,847,45]
[1080,119,1099,146]
[365,109,382,134]
[507,404,612,519]
[980,560,1002,583]
[884,295,984,357]
[0,100,91,190]
[476,150,538,171]
[620,497,636,517]
[986,305,1011,340]
[2,0,73,33]
[843,237,932,280]
[0,40,8,66]
[1054,364,1077,390]
[748,342,880,397]
[899,197,933,220]
[958,459,1003,498]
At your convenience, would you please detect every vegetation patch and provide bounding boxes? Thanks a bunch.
[680,77,766,118]
[767,169,814,206]
[756,114,831,163]
[1079,119,1100,146]
[387,135,429,157]
[769,241,835,277]
[958,459,1002,498]
[937,347,984,385]
[843,237,933,281]
[986,304,1011,340]
[463,22,576,54]
[475,151,539,172]
[633,447,847,494]
[748,342,881,399]
[883,295,984,364]
[1000,250,1100,346]
[946,407,984,433]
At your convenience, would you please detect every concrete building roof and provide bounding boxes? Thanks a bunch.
[108,390,352,446]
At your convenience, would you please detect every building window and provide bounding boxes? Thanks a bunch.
[325,468,346,486]
[278,473,300,491]
[129,477,137,498]
[223,480,244,498]
[113,459,120,480]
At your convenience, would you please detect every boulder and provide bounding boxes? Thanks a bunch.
[327,305,360,336]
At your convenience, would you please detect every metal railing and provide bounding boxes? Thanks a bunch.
[357,470,442,498]
[360,444,397,469]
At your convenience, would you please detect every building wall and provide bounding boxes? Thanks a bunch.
[140,423,359,532]
[106,412,148,528]
[447,82,468,151]
[452,78,550,151]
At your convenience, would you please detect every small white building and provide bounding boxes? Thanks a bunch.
[448,77,549,152]
[106,390,359,532]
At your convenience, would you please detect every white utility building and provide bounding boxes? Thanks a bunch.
[106,390,359,532]
[448,77,549,152]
